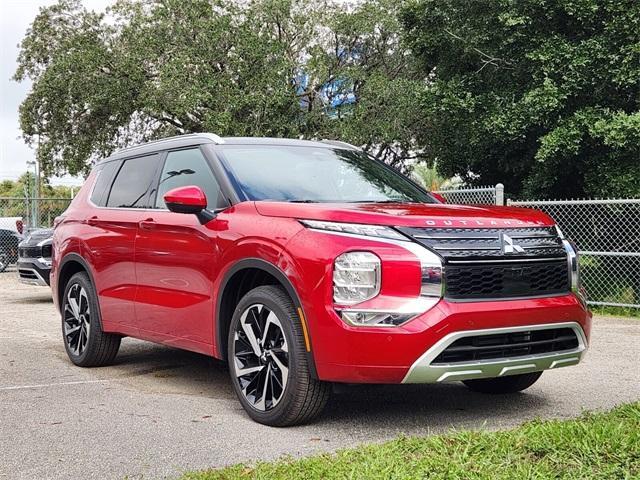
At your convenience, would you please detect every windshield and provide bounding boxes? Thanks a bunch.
[217,145,436,203]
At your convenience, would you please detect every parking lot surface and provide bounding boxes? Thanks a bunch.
[1,270,638,479]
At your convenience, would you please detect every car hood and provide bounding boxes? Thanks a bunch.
[20,228,53,246]
[254,201,555,228]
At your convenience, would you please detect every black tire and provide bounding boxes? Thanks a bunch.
[463,371,543,394]
[0,251,8,272]
[61,272,121,367]
[227,285,331,427]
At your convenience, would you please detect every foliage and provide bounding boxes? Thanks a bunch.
[0,173,73,199]
[14,0,423,176]
[401,0,640,198]
[181,402,640,479]
[412,163,460,190]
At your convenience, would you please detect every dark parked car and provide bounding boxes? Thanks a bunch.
[0,229,21,272]
[17,228,53,286]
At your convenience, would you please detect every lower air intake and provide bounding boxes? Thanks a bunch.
[432,327,580,364]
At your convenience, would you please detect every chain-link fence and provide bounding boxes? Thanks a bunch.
[0,197,72,272]
[433,184,504,205]
[508,198,640,309]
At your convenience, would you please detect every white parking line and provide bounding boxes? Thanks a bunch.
[0,379,110,391]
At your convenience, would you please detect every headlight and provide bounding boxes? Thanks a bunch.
[333,252,381,304]
[300,220,408,241]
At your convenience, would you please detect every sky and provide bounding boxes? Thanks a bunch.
[0,0,112,186]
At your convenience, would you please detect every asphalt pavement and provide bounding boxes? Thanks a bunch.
[1,270,638,479]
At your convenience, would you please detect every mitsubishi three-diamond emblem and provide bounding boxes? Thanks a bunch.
[501,233,525,254]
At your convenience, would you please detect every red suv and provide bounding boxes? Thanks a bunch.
[52,134,591,426]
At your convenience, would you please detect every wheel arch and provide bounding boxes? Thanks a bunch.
[56,253,97,314]
[215,258,317,378]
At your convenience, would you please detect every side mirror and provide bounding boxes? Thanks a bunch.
[430,192,447,203]
[164,185,207,214]
[164,186,217,224]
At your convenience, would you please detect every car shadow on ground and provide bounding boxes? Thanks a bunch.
[105,339,551,431]
[9,293,53,304]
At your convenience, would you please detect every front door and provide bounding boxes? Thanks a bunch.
[134,147,227,354]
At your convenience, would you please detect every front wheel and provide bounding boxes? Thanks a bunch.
[228,285,331,426]
[463,371,543,394]
[62,272,121,367]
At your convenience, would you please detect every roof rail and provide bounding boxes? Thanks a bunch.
[319,139,361,151]
[109,133,225,158]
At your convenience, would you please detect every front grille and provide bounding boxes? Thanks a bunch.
[397,226,570,299]
[432,327,580,364]
[19,246,42,258]
[445,260,569,299]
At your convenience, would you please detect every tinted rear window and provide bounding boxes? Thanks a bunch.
[90,161,120,207]
[106,154,162,208]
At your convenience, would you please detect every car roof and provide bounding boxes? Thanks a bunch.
[99,134,358,163]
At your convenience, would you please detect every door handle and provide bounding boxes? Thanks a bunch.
[139,219,156,230]
[87,216,99,226]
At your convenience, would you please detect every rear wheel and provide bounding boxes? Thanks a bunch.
[463,371,543,394]
[228,285,330,426]
[62,272,121,367]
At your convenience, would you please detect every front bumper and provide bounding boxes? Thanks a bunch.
[17,258,51,286]
[310,294,591,384]
[402,321,587,383]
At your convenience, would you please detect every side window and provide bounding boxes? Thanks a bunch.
[90,160,120,207]
[155,148,225,209]
[106,154,162,208]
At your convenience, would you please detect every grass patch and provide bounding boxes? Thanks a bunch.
[591,305,640,319]
[181,403,640,480]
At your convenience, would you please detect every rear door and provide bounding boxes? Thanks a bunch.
[84,154,162,334]
[133,147,228,353]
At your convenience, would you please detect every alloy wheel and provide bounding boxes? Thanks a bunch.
[64,283,91,356]
[232,303,289,411]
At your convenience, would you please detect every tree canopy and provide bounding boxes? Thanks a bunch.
[14,0,423,177]
[14,0,640,198]
[402,0,640,198]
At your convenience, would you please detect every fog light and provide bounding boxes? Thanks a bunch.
[333,251,381,304]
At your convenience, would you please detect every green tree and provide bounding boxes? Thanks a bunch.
[14,0,422,176]
[402,0,640,198]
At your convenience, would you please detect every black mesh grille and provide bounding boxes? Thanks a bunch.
[19,246,42,258]
[432,327,579,364]
[445,261,569,299]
